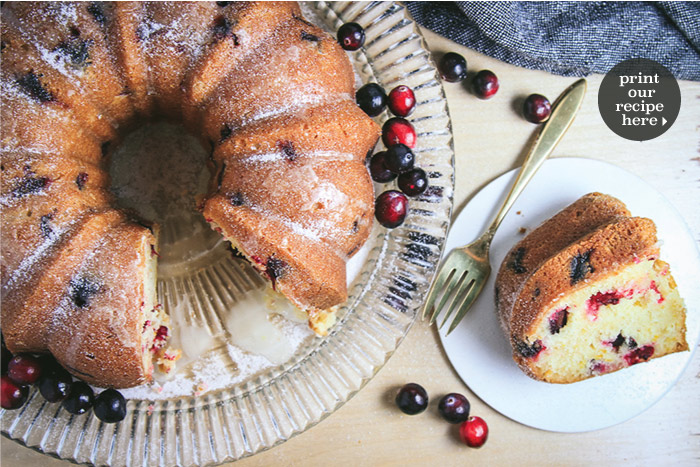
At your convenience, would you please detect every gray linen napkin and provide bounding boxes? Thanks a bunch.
[406,1,700,81]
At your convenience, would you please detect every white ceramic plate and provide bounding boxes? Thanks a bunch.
[438,157,700,433]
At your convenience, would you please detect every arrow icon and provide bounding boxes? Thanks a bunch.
[662,117,667,126]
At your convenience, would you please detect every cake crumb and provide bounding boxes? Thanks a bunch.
[518,227,528,235]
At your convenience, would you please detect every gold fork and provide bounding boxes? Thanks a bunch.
[423,78,588,335]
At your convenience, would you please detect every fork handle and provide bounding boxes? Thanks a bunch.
[482,78,588,243]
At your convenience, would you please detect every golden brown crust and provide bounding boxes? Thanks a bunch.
[1,210,125,353]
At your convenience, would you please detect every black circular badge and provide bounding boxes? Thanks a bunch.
[598,58,681,141]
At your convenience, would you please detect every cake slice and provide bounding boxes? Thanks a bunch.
[496,193,688,383]
[48,220,172,388]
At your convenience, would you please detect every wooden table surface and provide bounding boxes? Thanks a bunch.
[3,26,699,467]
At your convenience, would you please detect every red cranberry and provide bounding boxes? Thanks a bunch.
[523,94,551,123]
[337,22,365,51]
[472,70,499,99]
[382,117,416,148]
[384,144,415,174]
[94,388,127,423]
[395,382,428,415]
[388,85,416,117]
[356,83,387,117]
[1,375,29,410]
[7,353,42,385]
[624,345,654,366]
[438,52,468,83]
[398,168,428,196]
[438,393,470,424]
[375,190,408,229]
[369,151,397,183]
[460,416,489,448]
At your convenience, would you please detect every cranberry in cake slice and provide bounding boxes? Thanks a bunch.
[523,257,687,383]
[496,193,688,384]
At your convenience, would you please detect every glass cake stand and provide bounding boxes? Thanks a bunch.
[0,2,455,465]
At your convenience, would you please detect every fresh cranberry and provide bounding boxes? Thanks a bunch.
[460,416,489,448]
[62,381,94,415]
[523,94,552,123]
[7,354,42,385]
[382,118,416,148]
[388,85,416,117]
[472,70,499,99]
[398,168,428,196]
[438,52,468,83]
[356,83,387,117]
[395,382,428,415]
[384,144,415,174]
[337,22,365,51]
[624,345,654,366]
[369,151,397,183]
[375,190,408,229]
[94,389,127,423]
[588,290,624,313]
[438,393,470,424]
[1,375,29,410]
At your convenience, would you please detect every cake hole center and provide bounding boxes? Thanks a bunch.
[109,122,223,276]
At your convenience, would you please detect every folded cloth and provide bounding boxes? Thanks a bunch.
[406,1,700,81]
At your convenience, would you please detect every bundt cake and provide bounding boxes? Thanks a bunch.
[0,2,380,388]
[495,193,688,383]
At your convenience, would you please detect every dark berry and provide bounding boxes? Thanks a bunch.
[62,381,94,415]
[337,22,365,51]
[375,190,408,229]
[1,341,11,374]
[69,276,101,308]
[384,144,415,174]
[94,388,127,423]
[395,382,428,415]
[508,247,527,274]
[610,333,626,352]
[356,83,387,117]
[38,365,72,403]
[472,70,499,99]
[438,393,470,424]
[1,375,29,410]
[11,174,51,198]
[75,172,89,190]
[548,308,569,334]
[388,85,416,117]
[87,2,107,26]
[54,37,92,69]
[398,168,428,196]
[16,72,55,103]
[515,339,544,359]
[460,416,489,448]
[382,118,416,148]
[570,249,594,285]
[7,354,42,386]
[438,52,467,83]
[368,151,397,183]
[523,94,552,123]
